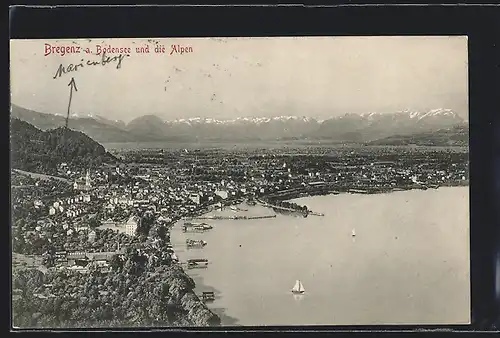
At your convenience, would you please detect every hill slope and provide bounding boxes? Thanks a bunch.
[368,125,469,146]
[10,118,117,174]
[10,104,136,143]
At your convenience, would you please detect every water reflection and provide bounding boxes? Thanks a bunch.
[293,294,305,302]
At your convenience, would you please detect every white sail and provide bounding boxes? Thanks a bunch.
[292,280,305,293]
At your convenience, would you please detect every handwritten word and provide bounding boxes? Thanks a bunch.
[95,45,131,55]
[170,44,193,55]
[53,52,129,79]
[45,44,81,57]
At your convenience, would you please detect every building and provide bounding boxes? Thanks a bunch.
[125,216,138,236]
[74,170,92,191]
[49,207,56,216]
[67,251,87,266]
[189,193,201,205]
[215,190,229,200]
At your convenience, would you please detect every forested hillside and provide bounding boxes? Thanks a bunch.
[10,118,117,174]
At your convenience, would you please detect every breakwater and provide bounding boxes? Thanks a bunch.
[256,199,324,217]
[193,215,276,220]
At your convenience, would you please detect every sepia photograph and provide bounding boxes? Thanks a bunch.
[10,36,469,328]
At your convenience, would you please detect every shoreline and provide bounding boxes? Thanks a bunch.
[167,183,469,326]
[263,181,469,203]
[174,181,469,221]
[168,182,469,229]
[187,273,241,326]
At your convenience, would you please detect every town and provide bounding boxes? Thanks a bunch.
[11,145,468,327]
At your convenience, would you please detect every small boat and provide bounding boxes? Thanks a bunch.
[183,222,213,232]
[186,239,207,248]
[187,258,209,269]
[183,226,205,233]
[291,280,305,294]
[352,229,356,237]
[201,291,215,302]
[194,223,213,230]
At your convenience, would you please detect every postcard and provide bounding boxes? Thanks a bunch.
[10,36,470,328]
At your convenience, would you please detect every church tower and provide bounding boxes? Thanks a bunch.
[85,170,91,189]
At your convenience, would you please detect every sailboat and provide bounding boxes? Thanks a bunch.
[291,280,305,294]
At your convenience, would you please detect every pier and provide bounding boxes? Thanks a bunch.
[192,215,276,220]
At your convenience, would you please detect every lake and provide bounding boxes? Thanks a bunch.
[170,187,470,326]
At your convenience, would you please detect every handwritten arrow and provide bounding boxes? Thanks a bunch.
[65,77,78,129]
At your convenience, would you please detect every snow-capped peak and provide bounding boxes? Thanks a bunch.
[409,111,421,119]
[169,116,317,125]
[418,108,458,120]
[360,112,382,119]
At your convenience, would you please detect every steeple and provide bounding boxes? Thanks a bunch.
[85,170,91,187]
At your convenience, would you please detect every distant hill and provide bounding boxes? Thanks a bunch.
[368,125,469,146]
[126,115,169,140]
[10,104,137,143]
[311,109,467,142]
[11,104,467,144]
[10,118,117,174]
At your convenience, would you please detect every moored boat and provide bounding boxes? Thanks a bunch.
[187,258,209,269]
[186,239,207,248]
[183,222,213,232]
[201,291,215,302]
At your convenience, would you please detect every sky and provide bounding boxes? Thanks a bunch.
[10,36,468,123]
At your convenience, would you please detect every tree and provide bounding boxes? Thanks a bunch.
[136,211,155,238]
[88,217,102,229]
[109,254,124,273]
[150,224,168,242]
[43,254,55,268]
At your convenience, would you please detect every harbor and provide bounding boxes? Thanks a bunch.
[171,187,470,326]
[192,215,277,220]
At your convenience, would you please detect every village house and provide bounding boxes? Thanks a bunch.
[188,193,201,205]
[215,190,229,200]
[125,216,139,236]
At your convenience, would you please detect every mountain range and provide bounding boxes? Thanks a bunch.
[10,104,468,144]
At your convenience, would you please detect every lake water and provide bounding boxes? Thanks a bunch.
[171,187,470,326]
